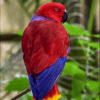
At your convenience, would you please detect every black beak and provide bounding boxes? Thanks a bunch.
[62,11,68,23]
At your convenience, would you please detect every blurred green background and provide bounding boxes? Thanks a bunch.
[0,0,100,100]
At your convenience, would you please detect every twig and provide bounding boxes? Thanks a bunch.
[11,87,31,100]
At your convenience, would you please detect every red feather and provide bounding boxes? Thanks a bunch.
[22,20,69,75]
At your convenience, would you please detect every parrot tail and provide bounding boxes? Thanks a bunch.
[33,83,61,100]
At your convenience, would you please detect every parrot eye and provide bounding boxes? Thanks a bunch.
[55,8,59,11]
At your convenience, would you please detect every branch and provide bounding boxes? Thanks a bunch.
[11,87,31,100]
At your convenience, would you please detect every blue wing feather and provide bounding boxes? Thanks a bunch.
[28,56,67,100]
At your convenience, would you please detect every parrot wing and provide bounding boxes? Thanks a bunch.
[22,19,69,75]
[28,56,67,100]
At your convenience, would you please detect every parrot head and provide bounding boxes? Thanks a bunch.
[35,2,68,23]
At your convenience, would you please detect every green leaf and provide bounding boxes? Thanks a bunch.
[25,92,33,100]
[92,34,100,38]
[19,95,27,100]
[87,94,94,100]
[17,30,24,36]
[78,40,99,49]
[62,61,86,97]
[95,96,100,100]
[19,91,32,100]
[90,42,99,49]
[5,77,29,92]
[61,61,79,76]
[63,23,90,36]
[87,80,99,93]
[72,69,86,97]
[78,39,89,45]
[75,94,84,100]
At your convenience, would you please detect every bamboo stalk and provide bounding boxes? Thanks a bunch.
[87,0,98,33]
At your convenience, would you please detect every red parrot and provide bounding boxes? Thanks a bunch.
[22,2,69,100]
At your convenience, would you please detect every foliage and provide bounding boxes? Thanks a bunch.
[4,76,32,100]
[5,77,30,92]
[62,23,99,99]
[61,61,86,97]
[17,30,24,36]
[87,80,99,93]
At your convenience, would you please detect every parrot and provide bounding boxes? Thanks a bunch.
[22,2,69,100]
